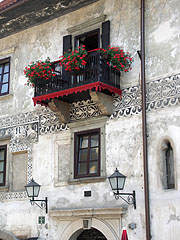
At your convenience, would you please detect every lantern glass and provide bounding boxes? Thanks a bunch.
[109,177,117,190]
[117,176,126,190]
[25,179,41,198]
[108,168,126,192]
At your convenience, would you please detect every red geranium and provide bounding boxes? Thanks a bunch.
[24,57,56,87]
[59,45,88,72]
[100,46,133,72]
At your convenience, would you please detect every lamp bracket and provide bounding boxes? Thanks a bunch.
[30,197,48,213]
[114,190,136,209]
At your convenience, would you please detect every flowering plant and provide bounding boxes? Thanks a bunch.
[100,46,133,72]
[59,45,88,72]
[24,58,56,87]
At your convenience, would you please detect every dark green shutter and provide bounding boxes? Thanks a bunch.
[102,20,110,49]
[63,35,72,53]
[62,35,72,82]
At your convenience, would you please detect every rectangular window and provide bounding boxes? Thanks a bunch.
[0,145,7,186]
[74,129,100,178]
[0,58,10,96]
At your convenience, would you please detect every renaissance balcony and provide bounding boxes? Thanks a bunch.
[33,50,122,123]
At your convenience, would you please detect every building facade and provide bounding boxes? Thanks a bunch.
[0,0,180,239]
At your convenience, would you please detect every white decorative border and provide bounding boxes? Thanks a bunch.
[112,73,180,118]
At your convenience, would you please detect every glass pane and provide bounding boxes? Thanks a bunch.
[117,177,125,190]
[26,186,33,197]
[34,185,40,197]
[91,134,99,147]
[0,66,2,74]
[0,150,5,160]
[89,161,98,174]
[1,83,8,93]
[4,63,9,73]
[166,148,175,187]
[0,162,4,171]
[90,147,98,160]
[0,173,3,184]
[80,136,88,148]
[109,177,117,190]
[169,149,174,185]
[78,162,87,175]
[2,73,9,83]
[79,149,88,161]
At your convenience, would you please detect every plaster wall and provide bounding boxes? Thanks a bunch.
[0,0,180,239]
[0,0,179,116]
[1,105,180,239]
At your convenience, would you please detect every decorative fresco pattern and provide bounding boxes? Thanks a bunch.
[0,191,27,201]
[0,107,68,201]
[70,99,101,121]
[39,112,68,134]
[112,73,180,118]
[0,73,179,200]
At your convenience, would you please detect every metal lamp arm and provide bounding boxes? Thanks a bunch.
[114,190,136,209]
[30,197,48,213]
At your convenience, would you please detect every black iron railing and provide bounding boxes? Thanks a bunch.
[34,50,121,97]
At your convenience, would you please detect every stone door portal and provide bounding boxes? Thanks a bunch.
[77,228,107,240]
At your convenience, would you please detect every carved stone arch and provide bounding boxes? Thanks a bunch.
[61,218,119,240]
[157,136,176,190]
[0,230,19,240]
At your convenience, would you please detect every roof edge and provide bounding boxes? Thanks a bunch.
[0,0,30,13]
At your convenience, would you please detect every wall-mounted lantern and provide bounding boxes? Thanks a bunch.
[25,178,48,213]
[108,168,136,209]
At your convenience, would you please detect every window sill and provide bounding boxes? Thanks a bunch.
[0,186,9,192]
[163,188,177,192]
[0,93,13,100]
[68,176,107,185]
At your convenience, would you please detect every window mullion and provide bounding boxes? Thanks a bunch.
[98,130,100,175]
[75,134,79,177]
[87,135,91,175]
[0,64,4,93]
[0,146,6,186]
[77,135,81,176]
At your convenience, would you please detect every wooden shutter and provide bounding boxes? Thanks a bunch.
[62,35,72,83]
[63,35,72,53]
[101,20,110,49]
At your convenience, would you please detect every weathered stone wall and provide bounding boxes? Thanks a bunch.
[0,0,180,239]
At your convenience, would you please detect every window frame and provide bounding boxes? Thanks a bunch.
[0,57,10,96]
[0,145,7,186]
[74,128,101,179]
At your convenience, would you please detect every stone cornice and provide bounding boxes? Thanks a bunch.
[49,207,127,220]
[67,15,106,33]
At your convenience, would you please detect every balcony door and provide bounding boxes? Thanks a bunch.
[75,29,100,51]
[73,29,100,85]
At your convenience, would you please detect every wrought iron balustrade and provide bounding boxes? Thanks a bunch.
[34,50,121,98]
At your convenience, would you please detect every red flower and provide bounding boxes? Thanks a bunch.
[59,45,87,72]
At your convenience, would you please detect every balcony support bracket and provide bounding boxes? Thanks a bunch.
[90,91,113,116]
[48,99,70,123]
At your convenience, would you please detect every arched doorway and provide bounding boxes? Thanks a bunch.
[77,228,107,240]
[61,218,119,240]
